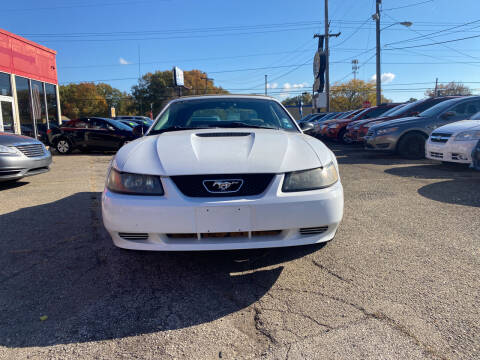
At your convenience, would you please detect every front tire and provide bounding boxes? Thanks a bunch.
[55,138,72,154]
[397,132,427,159]
[338,129,352,144]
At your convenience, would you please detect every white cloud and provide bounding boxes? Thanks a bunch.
[275,82,310,100]
[266,82,278,89]
[371,72,395,84]
[119,57,131,65]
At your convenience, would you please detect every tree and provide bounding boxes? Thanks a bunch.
[329,79,390,111]
[131,69,228,116]
[59,82,134,119]
[282,92,312,107]
[425,82,472,97]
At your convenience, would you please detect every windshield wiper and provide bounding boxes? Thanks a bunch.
[148,126,210,135]
[215,122,280,130]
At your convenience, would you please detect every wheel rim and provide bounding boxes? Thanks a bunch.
[57,140,69,153]
[343,132,352,144]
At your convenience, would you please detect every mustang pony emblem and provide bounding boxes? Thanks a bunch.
[203,179,244,193]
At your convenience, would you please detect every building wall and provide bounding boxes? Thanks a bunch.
[0,29,60,141]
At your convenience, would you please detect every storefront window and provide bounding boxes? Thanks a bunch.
[31,80,47,133]
[45,83,58,127]
[15,76,34,137]
[0,72,11,96]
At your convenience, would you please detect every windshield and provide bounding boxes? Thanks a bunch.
[108,119,134,131]
[150,98,298,133]
[418,98,461,117]
[380,104,405,117]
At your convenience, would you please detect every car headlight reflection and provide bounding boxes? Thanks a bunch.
[282,162,338,192]
[0,145,20,155]
[107,168,164,195]
[454,130,480,141]
[376,127,398,135]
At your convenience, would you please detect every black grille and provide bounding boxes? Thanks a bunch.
[196,132,251,137]
[430,132,452,143]
[119,232,149,240]
[14,144,45,157]
[171,173,275,197]
[300,226,328,235]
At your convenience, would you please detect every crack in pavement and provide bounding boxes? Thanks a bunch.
[254,307,278,346]
[272,287,449,360]
[311,259,353,283]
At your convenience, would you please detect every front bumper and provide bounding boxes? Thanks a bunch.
[364,133,397,151]
[426,138,476,164]
[0,151,52,181]
[102,175,344,251]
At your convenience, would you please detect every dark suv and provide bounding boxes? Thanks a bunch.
[48,117,139,154]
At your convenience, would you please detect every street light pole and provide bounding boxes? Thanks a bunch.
[375,0,381,106]
[324,0,330,111]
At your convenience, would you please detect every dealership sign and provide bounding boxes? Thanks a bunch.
[173,66,184,87]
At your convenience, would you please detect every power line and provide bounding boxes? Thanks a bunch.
[382,0,434,11]
[385,19,480,46]
[385,33,480,50]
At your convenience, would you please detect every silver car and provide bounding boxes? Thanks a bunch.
[0,132,52,182]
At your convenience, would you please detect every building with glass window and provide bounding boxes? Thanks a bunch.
[0,28,61,143]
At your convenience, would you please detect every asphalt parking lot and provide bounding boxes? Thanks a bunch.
[1,144,479,360]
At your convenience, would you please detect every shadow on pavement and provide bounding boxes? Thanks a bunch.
[0,192,324,347]
[384,164,480,207]
[0,180,30,190]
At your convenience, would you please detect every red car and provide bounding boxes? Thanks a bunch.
[318,109,363,137]
[324,104,400,144]
[347,96,459,142]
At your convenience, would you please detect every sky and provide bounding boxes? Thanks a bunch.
[3,0,480,103]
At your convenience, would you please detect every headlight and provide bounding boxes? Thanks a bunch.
[376,127,398,135]
[106,167,164,195]
[282,162,338,192]
[0,145,19,155]
[454,130,480,141]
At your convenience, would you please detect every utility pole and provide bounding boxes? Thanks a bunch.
[202,73,213,94]
[434,77,438,97]
[352,59,359,81]
[265,75,268,96]
[138,44,143,114]
[375,0,381,106]
[324,0,330,111]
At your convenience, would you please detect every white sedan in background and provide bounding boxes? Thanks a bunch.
[102,95,344,251]
[426,112,480,164]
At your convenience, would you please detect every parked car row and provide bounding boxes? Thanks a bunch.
[303,95,480,164]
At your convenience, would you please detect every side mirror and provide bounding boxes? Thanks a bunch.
[107,125,115,131]
[299,121,314,132]
[441,111,456,119]
[132,124,144,137]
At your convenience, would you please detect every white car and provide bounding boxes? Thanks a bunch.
[426,112,480,164]
[102,95,344,251]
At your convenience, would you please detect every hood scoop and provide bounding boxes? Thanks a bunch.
[196,132,252,137]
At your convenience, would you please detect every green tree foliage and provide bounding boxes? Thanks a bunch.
[425,82,472,97]
[282,92,312,106]
[131,69,228,116]
[59,83,134,119]
[330,79,390,111]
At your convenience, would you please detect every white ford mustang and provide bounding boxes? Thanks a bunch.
[102,95,344,251]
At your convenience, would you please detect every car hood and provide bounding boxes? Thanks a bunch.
[374,116,423,129]
[0,132,40,145]
[433,120,480,133]
[113,128,334,176]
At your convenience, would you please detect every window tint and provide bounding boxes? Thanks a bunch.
[415,98,447,112]
[91,119,108,129]
[451,100,480,117]
[75,120,88,128]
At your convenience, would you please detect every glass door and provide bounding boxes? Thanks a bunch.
[0,97,15,133]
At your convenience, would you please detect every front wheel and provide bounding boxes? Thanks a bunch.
[397,132,427,159]
[338,129,352,145]
[55,138,72,154]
